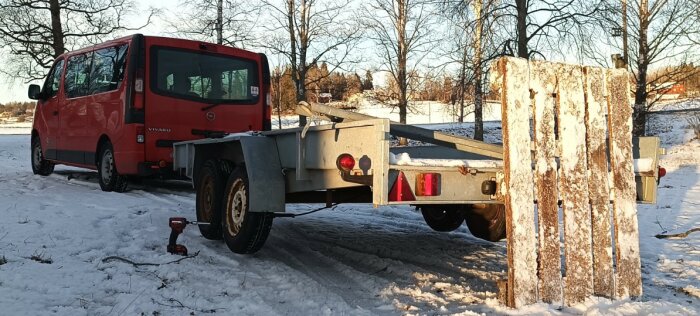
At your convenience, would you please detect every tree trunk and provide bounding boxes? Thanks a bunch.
[216,0,223,44]
[49,0,65,57]
[516,0,528,58]
[633,0,649,136]
[473,0,484,141]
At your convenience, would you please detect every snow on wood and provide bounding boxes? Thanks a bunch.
[497,57,538,308]
[530,60,562,304]
[584,67,615,298]
[557,63,594,305]
[607,68,643,299]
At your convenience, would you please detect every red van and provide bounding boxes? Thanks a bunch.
[28,34,271,192]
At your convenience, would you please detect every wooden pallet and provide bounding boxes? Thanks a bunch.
[494,57,642,307]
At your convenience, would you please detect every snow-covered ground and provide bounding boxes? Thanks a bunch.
[1,102,699,315]
[0,121,31,135]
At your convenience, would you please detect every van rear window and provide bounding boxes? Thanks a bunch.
[152,47,259,104]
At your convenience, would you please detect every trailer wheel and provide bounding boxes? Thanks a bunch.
[97,142,128,192]
[463,204,506,242]
[195,160,230,240]
[31,136,54,176]
[420,205,464,232]
[221,166,273,254]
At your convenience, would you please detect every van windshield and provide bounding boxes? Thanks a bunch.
[151,47,259,104]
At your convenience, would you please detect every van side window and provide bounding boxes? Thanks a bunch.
[42,59,64,98]
[90,44,129,95]
[65,53,92,98]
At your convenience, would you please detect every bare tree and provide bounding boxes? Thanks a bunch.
[260,0,361,126]
[364,0,436,131]
[167,0,259,47]
[491,0,603,59]
[580,0,700,135]
[0,0,155,81]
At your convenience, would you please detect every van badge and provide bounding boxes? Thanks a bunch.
[206,111,216,121]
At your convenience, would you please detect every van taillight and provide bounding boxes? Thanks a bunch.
[136,125,145,143]
[133,68,145,110]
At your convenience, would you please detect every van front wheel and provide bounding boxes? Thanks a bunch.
[97,142,128,192]
[31,136,54,176]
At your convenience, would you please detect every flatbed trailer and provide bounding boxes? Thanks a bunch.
[172,101,664,254]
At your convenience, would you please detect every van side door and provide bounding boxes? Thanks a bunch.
[61,52,92,164]
[36,59,65,160]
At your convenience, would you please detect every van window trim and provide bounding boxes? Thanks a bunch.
[149,45,261,106]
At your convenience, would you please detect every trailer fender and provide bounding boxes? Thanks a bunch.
[238,137,285,213]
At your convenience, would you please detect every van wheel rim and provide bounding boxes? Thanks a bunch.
[226,180,246,236]
[101,150,113,183]
[32,141,42,168]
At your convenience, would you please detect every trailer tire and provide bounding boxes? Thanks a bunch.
[221,166,273,254]
[97,142,128,192]
[195,160,229,240]
[420,205,464,232]
[463,204,506,242]
[31,136,54,176]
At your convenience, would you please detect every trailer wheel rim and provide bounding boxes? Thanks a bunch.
[226,179,246,236]
[198,173,215,221]
[101,150,114,183]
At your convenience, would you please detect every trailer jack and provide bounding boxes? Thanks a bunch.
[167,217,208,256]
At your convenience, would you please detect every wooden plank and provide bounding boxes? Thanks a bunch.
[530,60,563,304]
[557,63,593,305]
[497,57,538,308]
[607,68,643,298]
[584,67,615,298]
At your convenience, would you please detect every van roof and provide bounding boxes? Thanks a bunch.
[55,34,258,60]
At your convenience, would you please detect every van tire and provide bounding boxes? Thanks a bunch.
[195,160,229,240]
[31,136,54,176]
[221,166,273,254]
[97,142,128,192]
[463,204,507,242]
[420,205,464,232]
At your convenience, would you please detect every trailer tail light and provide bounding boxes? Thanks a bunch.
[336,154,355,171]
[415,173,441,196]
[389,171,415,202]
[132,68,145,110]
[136,125,145,143]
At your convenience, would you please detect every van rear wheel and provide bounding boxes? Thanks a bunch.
[31,136,54,176]
[221,167,273,254]
[97,142,128,192]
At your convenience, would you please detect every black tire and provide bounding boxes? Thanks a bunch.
[463,204,507,242]
[420,205,464,232]
[195,160,232,240]
[221,166,273,254]
[97,142,128,192]
[31,136,54,176]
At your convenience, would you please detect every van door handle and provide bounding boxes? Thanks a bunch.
[52,111,58,116]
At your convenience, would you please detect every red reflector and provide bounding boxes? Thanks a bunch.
[159,160,167,168]
[415,173,441,196]
[337,154,355,171]
[388,171,415,202]
[658,167,666,178]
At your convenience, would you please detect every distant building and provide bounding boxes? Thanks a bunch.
[318,93,332,103]
[651,82,685,100]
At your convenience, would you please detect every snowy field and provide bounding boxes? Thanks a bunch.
[1,106,699,314]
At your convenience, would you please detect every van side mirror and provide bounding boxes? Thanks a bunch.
[28,84,42,100]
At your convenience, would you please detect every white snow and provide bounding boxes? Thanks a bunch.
[389,152,503,168]
[1,99,699,314]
